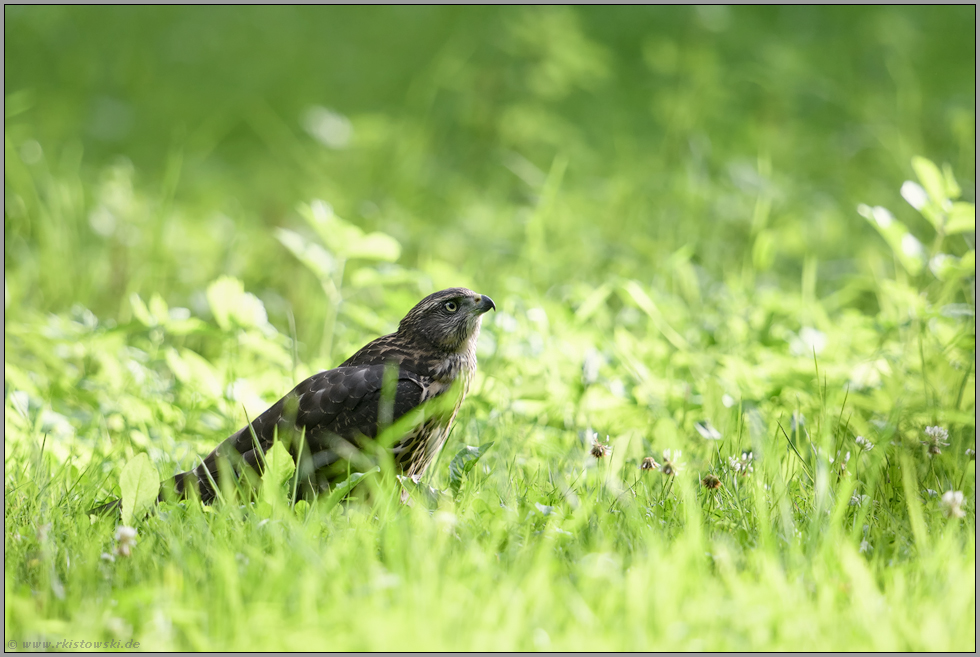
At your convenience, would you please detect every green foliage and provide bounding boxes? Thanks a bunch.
[118,454,160,526]
[861,155,975,279]
[276,200,416,360]
[447,442,494,498]
[258,440,295,513]
[322,468,380,514]
[3,5,976,652]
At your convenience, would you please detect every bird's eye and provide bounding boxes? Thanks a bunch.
[444,301,458,313]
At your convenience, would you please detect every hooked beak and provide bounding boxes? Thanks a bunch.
[474,294,496,314]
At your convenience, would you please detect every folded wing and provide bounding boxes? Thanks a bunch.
[172,364,427,502]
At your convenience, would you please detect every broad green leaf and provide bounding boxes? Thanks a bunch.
[164,316,206,336]
[857,204,925,275]
[120,453,160,525]
[237,330,292,366]
[398,476,445,509]
[164,347,190,383]
[275,227,335,280]
[345,231,402,262]
[961,250,975,271]
[900,180,928,211]
[912,156,946,207]
[167,347,222,398]
[901,178,942,231]
[321,467,380,513]
[298,201,362,255]
[206,276,269,331]
[448,442,494,497]
[206,276,242,330]
[265,440,295,487]
[340,302,389,334]
[349,265,422,289]
[942,162,962,200]
[295,200,401,262]
[149,294,169,325]
[275,226,306,256]
[255,500,273,519]
[260,440,296,507]
[130,293,155,327]
[931,250,976,282]
[946,203,975,234]
[234,290,268,329]
[183,348,223,398]
[929,254,960,281]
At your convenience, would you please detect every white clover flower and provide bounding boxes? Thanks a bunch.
[854,436,874,452]
[639,456,660,471]
[923,426,950,456]
[661,449,684,476]
[701,474,722,489]
[589,433,611,459]
[114,525,138,558]
[940,490,965,519]
[727,451,755,476]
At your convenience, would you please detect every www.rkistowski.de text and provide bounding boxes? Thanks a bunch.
[7,639,141,650]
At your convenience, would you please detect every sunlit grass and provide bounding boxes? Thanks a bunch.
[5,224,975,648]
[4,5,976,652]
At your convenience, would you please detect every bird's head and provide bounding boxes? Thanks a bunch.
[398,287,496,353]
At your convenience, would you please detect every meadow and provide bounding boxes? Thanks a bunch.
[4,6,976,650]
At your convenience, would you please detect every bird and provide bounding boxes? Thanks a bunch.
[92,287,495,511]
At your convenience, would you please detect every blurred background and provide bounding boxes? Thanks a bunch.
[4,5,975,355]
[5,11,976,649]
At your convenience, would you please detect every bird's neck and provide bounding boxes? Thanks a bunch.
[428,327,479,384]
[342,325,480,385]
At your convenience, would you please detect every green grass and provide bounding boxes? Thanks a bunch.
[4,5,976,651]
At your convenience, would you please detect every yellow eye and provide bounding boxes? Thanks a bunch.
[444,301,458,313]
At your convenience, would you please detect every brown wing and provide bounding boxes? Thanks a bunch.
[171,364,427,502]
[340,332,422,369]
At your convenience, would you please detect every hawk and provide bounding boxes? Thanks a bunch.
[96,287,495,510]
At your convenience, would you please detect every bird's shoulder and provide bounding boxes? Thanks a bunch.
[233,362,426,451]
[294,362,426,410]
[339,331,436,373]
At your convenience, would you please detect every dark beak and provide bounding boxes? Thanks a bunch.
[475,294,496,314]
